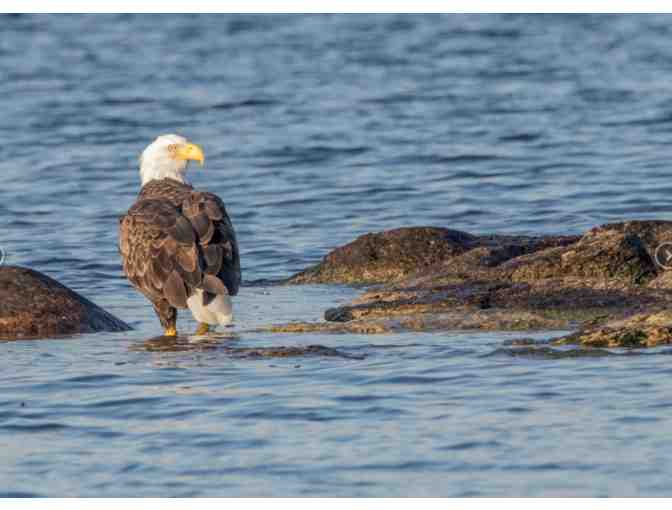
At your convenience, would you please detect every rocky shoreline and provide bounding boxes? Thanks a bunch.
[277,220,672,348]
[5,220,672,348]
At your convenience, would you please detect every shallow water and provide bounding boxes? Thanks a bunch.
[2,14,672,496]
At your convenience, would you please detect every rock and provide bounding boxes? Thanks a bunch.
[584,220,672,257]
[0,266,131,340]
[287,227,478,285]
[277,221,672,343]
[288,223,660,289]
[288,228,581,286]
[321,281,672,331]
[486,346,627,359]
[224,345,364,360]
[392,234,580,288]
[552,310,672,348]
[500,230,657,286]
[266,309,570,335]
[134,336,364,359]
[317,225,667,331]
[649,271,672,289]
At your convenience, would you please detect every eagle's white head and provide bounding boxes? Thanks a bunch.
[139,134,205,186]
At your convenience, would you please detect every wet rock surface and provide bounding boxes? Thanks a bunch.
[266,309,571,335]
[287,227,478,285]
[0,266,131,340]
[134,334,364,359]
[485,346,631,359]
[551,310,672,348]
[279,221,672,345]
[288,226,579,286]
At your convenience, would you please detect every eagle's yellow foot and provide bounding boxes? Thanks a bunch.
[164,326,177,337]
[195,323,210,335]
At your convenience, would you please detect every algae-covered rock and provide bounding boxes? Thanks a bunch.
[501,230,656,286]
[317,224,668,331]
[552,310,672,348]
[135,335,364,358]
[288,222,660,289]
[287,227,580,286]
[584,220,672,257]
[321,280,672,332]
[267,309,570,335]
[0,266,131,340]
[277,220,672,342]
[649,271,672,289]
[287,227,478,285]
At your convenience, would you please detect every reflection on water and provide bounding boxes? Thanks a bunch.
[133,333,240,352]
[3,14,672,496]
[134,333,365,360]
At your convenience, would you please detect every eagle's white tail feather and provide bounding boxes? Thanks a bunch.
[187,289,233,327]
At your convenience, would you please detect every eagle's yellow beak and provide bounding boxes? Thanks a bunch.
[174,143,205,166]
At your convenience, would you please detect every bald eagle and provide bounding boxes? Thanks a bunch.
[119,134,241,336]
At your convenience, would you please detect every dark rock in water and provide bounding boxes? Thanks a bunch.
[266,309,572,335]
[313,225,671,331]
[134,333,238,352]
[287,227,478,285]
[226,344,364,360]
[288,221,666,289]
[134,335,363,359]
[288,226,581,286]
[485,346,626,359]
[275,221,672,344]
[551,311,672,348]
[0,266,131,340]
[501,229,656,285]
[585,220,672,257]
[322,282,672,328]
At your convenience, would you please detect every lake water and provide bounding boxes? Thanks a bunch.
[2,14,672,497]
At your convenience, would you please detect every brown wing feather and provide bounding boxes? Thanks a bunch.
[182,191,241,296]
[119,183,241,312]
[119,199,198,308]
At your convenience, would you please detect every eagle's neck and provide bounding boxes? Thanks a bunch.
[140,161,188,186]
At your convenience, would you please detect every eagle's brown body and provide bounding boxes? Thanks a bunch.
[119,178,240,331]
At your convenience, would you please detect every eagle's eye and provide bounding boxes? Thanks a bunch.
[167,144,177,154]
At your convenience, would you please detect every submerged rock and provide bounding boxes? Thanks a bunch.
[485,346,628,359]
[322,282,672,329]
[0,266,131,340]
[266,309,570,335]
[134,335,363,359]
[279,221,672,343]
